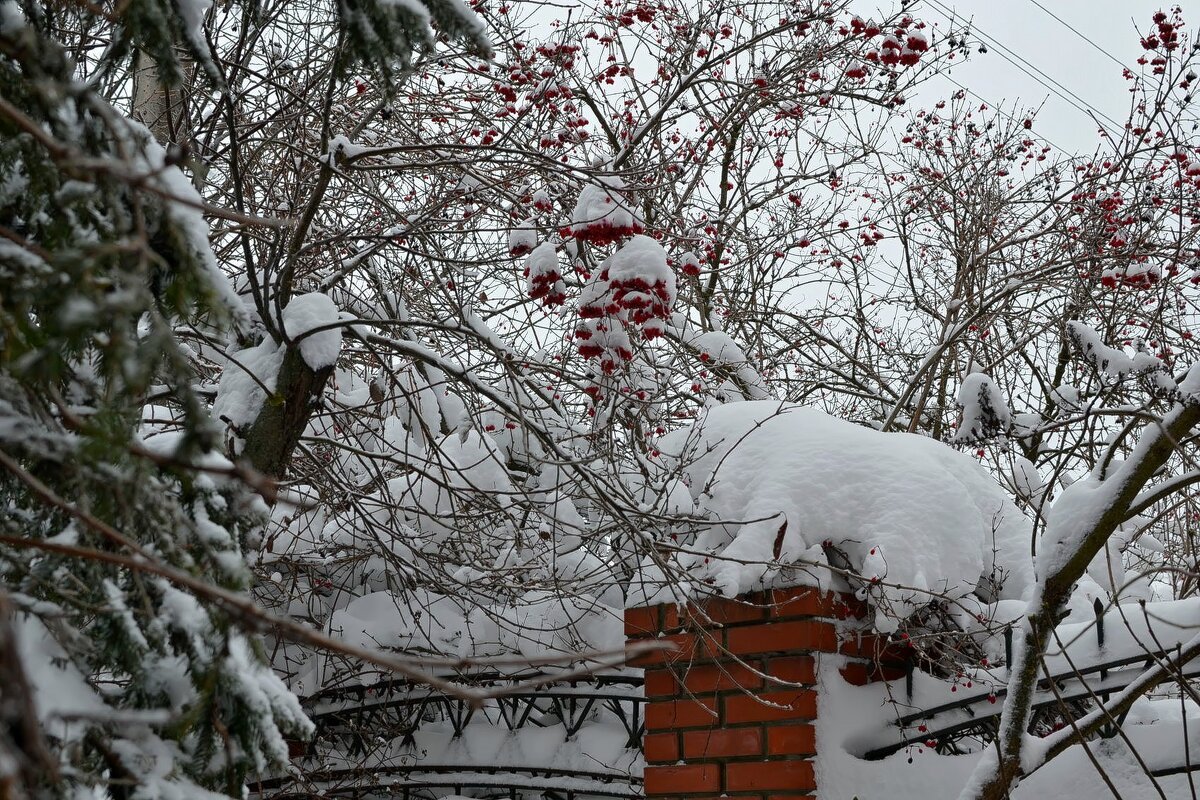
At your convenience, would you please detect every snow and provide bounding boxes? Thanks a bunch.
[461,590,624,660]
[1010,455,1045,503]
[0,0,24,32]
[683,329,771,400]
[1039,465,1120,580]
[328,590,467,654]
[605,235,674,300]
[1067,321,1162,380]
[128,122,243,319]
[570,176,643,243]
[509,219,537,255]
[1049,595,1200,670]
[282,292,343,369]
[327,134,369,160]
[176,0,213,63]
[13,613,106,742]
[525,241,565,305]
[211,337,284,433]
[953,372,1011,443]
[222,633,314,768]
[1177,359,1200,397]
[642,402,1033,628]
[818,657,1200,800]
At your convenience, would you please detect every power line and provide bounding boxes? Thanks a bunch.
[924,0,1126,133]
[1023,0,1128,71]
[935,72,1073,156]
[925,0,1124,131]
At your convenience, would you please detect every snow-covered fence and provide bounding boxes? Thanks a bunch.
[855,596,1200,766]
[251,672,645,800]
[625,586,891,799]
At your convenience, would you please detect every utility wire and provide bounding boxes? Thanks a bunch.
[1023,0,1129,71]
[935,72,1073,156]
[924,0,1126,133]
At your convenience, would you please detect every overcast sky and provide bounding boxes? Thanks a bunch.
[923,0,1169,154]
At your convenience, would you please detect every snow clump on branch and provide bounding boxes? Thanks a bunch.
[282,292,343,370]
[953,372,1011,444]
[570,176,643,245]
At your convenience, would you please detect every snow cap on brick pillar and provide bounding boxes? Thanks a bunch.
[626,586,879,799]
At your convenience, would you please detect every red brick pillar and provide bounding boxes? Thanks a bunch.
[625,586,887,799]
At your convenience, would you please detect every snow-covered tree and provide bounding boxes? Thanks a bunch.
[11,0,1200,797]
[0,0,487,795]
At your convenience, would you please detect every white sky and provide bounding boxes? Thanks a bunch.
[920,0,1169,155]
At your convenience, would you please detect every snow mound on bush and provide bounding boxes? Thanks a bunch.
[646,402,1032,628]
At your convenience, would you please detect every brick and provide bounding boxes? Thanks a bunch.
[765,655,816,685]
[876,662,911,682]
[723,690,817,723]
[662,603,681,631]
[644,764,720,796]
[768,586,839,618]
[726,761,815,792]
[626,605,660,637]
[768,588,867,621]
[838,631,885,659]
[726,620,837,656]
[692,596,768,625]
[839,659,908,686]
[645,696,718,729]
[839,661,872,686]
[628,632,715,667]
[834,592,870,620]
[682,728,763,759]
[682,662,764,693]
[643,732,680,763]
[644,669,679,697]
[840,634,916,669]
[767,724,816,755]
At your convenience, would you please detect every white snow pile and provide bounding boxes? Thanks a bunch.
[637,402,1033,629]
[508,219,537,256]
[123,120,243,319]
[606,235,674,294]
[683,328,771,401]
[212,292,342,441]
[327,589,466,655]
[282,292,343,369]
[14,613,107,743]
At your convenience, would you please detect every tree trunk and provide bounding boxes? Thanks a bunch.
[239,346,333,479]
